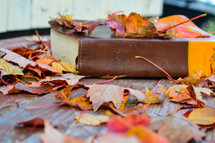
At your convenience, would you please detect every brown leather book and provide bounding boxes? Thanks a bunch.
[49,20,215,78]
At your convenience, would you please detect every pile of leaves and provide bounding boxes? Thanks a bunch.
[3,36,213,143]
[0,37,84,96]
[52,12,211,38]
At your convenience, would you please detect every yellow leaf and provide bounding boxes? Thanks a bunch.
[76,113,110,126]
[188,107,215,125]
[70,96,92,110]
[52,62,76,73]
[178,71,202,85]
[60,14,74,21]
[144,86,162,103]
[0,59,23,75]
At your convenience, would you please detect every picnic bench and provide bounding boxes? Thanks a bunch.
[0,37,214,143]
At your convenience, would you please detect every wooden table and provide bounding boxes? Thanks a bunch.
[0,37,214,143]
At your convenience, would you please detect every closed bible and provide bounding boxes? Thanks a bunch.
[49,20,215,78]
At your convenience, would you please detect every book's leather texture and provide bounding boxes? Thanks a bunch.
[49,20,214,78]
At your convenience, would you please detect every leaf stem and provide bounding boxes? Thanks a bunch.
[135,56,177,83]
[163,13,207,31]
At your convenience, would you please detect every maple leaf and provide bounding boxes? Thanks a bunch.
[0,48,60,75]
[0,59,23,75]
[70,96,92,110]
[107,114,151,133]
[86,84,147,112]
[143,86,162,104]
[126,126,169,143]
[54,85,79,102]
[86,84,124,111]
[41,120,86,143]
[192,86,214,101]
[11,47,38,58]
[157,14,210,38]
[151,114,205,143]
[176,71,202,85]
[168,88,192,103]
[188,107,215,125]
[15,82,53,95]
[76,113,110,126]
[52,62,76,73]
[38,73,85,86]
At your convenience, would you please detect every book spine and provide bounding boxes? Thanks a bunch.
[78,38,189,77]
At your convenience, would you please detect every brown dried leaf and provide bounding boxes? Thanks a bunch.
[0,48,60,74]
[151,114,205,143]
[86,84,147,112]
[16,118,45,128]
[15,82,53,95]
[0,85,20,95]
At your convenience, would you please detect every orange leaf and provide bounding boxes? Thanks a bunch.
[126,126,169,143]
[107,114,151,133]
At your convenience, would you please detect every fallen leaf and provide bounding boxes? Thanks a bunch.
[54,85,79,102]
[188,107,215,125]
[108,95,130,111]
[0,59,23,75]
[126,126,169,143]
[0,102,19,115]
[143,86,162,103]
[168,88,191,102]
[151,114,205,143]
[38,73,85,86]
[168,84,188,92]
[41,120,86,143]
[11,47,38,58]
[86,84,147,112]
[86,85,124,112]
[52,62,76,73]
[15,82,53,95]
[192,86,214,101]
[107,114,151,133]
[95,133,140,143]
[177,71,202,85]
[70,96,92,110]
[36,58,54,65]
[0,85,20,95]
[76,113,110,126]
[16,117,45,128]
[0,48,60,75]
